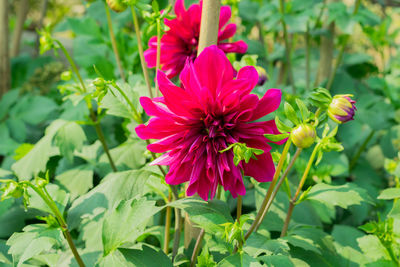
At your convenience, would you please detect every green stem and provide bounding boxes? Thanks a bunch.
[55,40,86,93]
[131,6,154,98]
[349,130,375,171]
[56,39,117,172]
[305,22,310,89]
[281,144,319,237]
[236,195,242,223]
[24,183,85,267]
[244,139,292,241]
[255,148,302,231]
[279,0,295,93]
[105,4,126,81]
[190,229,205,267]
[163,192,172,254]
[326,0,361,90]
[155,18,161,96]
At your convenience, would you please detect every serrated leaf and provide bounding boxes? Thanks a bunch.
[102,198,161,255]
[7,224,63,267]
[388,201,400,219]
[356,235,391,261]
[168,198,233,233]
[377,188,400,200]
[217,252,263,267]
[55,165,93,200]
[244,232,289,257]
[53,121,86,162]
[68,170,156,229]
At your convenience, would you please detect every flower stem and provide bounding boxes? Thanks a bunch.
[244,139,292,241]
[190,229,205,267]
[130,6,154,98]
[155,18,161,96]
[305,22,310,89]
[163,192,172,254]
[105,3,126,81]
[236,195,242,223]
[326,0,361,90]
[279,0,295,93]
[280,144,319,237]
[55,39,117,172]
[24,183,85,267]
[255,148,302,231]
[349,130,375,171]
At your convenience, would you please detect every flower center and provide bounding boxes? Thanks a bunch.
[202,114,234,140]
[186,37,198,60]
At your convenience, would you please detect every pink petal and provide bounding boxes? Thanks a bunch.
[250,89,282,121]
[243,152,275,183]
[218,23,237,41]
[219,6,232,29]
[218,40,248,54]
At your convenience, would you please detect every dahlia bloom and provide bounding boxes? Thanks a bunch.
[328,94,356,123]
[136,46,283,200]
[144,0,247,79]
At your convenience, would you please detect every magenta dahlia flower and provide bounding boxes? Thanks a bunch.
[136,46,283,200]
[144,0,247,79]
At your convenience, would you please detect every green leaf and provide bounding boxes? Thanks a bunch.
[388,201,400,219]
[102,198,162,255]
[305,183,371,219]
[244,232,289,257]
[275,117,292,133]
[119,245,172,267]
[0,239,12,265]
[258,255,296,267]
[99,139,147,170]
[295,99,310,122]
[28,184,69,214]
[10,95,58,125]
[67,170,155,229]
[217,252,263,267]
[55,165,93,200]
[356,235,391,261]
[168,198,233,233]
[7,224,63,267]
[264,133,289,142]
[53,121,86,162]
[11,120,68,179]
[377,188,400,200]
[284,102,299,125]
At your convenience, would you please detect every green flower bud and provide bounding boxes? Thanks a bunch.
[1,182,23,200]
[309,88,332,109]
[106,0,128,12]
[290,124,316,149]
[36,178,48,188]
[39,35,53,54]
[93,78,106,90]
[60,71,72,81]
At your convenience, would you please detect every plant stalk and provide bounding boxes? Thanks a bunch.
[105,4,126,81]
[326,0,361,90]
[305,22,310,89]
[255,148,302,231]
[190,229,205,267]
[236,195,242,223]
[131,6,154,98]
[244,139,292,241]
[56,40,117,172]
[26,183,85,267]
[163,192,172,254]
[279,0,295,93]
[349,130,375,171]
[281,144,319,237]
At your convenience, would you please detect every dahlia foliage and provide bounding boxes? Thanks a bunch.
[136,46,283,200]
[144,0,247,78]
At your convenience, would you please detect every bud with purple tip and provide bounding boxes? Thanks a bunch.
[328,94,356,124]
[255,66,268,86]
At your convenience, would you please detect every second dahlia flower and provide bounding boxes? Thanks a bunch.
[136,46,283,200]
[144,0,247,79]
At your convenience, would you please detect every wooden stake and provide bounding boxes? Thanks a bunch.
[197,0,220,55]
[11,0,29,57]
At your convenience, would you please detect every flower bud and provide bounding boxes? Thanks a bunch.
[328,94,356,124]
[93,78,106,90]
[255,66,268,86]
[106,0,127,12]
[39,35,53,54]
[60,71,72,81]
[290,124,316,149]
